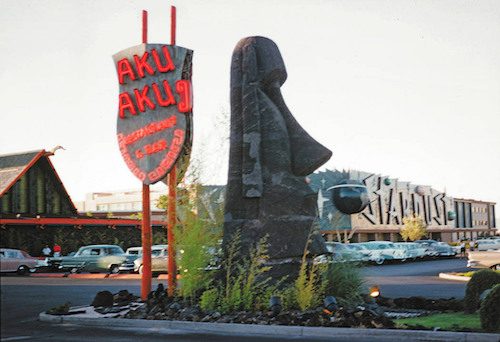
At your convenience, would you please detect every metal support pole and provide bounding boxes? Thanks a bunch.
[167,165,177,297]
[140,10,152,301]
[170,6,176,45]
[142,10,148,44]
[141,184,152,300]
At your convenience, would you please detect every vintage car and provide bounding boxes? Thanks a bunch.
[393,242,426,261]
[324,242,364,263]
[0,248,40,275]
[360,241,399,264]
[118,246,144,272]
[467,250,500,270]
[474,239,500,251]
[133,245,168,274]
[132,244,221,274]
[48,244,128,273]
[414,240,456,257]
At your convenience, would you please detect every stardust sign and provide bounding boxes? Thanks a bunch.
[113,44,193,184]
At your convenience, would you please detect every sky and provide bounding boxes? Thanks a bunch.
[0,0,499,213]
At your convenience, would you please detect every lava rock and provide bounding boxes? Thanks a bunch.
[92,291,114,307]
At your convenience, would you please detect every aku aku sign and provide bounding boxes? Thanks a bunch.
[113,44,193,184]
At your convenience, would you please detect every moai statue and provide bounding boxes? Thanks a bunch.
[223,36,332,280]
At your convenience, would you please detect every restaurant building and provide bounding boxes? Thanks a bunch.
[0,150,166,256]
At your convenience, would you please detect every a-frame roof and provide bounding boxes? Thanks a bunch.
[0,150,45,196]
[0,149,77,214]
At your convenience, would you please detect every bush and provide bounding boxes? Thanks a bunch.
[322,262,364,308]
[199,232,272,313]
[479,284,500,332]
[464,269,500,313]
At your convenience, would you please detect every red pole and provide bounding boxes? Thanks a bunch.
[140,10,152,301]
[166,4,178,299]
[167,166,177,297]
[141,184,152,300]
[142,10,148,44]
[170,6,176,45]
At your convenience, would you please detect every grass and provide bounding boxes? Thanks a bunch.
[395,312,481,331]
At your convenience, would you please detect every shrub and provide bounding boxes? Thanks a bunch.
[464,269,500,313]
[200,288,219,311]
[322,262,364,308]
[294,258,323,311]
[479,284,500,332]
[199,232,272,313]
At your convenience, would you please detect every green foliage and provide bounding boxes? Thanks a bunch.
[322,262,364,308]
[395,312,481,331]
[175,210,218,300]
[199,232,272,313]
[479,284,500,332]
[464,269,500,313]
[199,288,219,311]
[129,212,142,220]
[293,256,324,311]
[400,214,427,241]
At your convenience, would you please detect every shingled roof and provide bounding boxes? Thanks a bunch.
[0,150,44,196]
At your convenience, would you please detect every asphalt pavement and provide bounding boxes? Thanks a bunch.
[0,258,471,341]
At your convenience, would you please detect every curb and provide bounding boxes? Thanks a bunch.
[30,273,180,280]
[438,273,471,282]
[39,312,500,342]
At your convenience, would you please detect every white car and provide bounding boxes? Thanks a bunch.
[393,243,426,261]
[474,239,500,251]
[359,241,399,264]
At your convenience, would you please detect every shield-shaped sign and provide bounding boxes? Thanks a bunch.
[113,44,193,185]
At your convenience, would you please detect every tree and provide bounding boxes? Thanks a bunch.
[400,214,427,241]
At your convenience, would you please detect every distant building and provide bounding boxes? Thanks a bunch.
[308,169,497,242]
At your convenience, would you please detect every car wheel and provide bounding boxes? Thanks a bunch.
[491,264,500,271]
[138,265,143,275]
[70,267,79,274]
[109,265,120,274]
[375,258,384,265]
[29,267,37,273]
[17,265,28,275]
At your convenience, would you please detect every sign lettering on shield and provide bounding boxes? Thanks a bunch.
[113,44,193,184]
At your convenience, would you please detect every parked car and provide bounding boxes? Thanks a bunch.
[132,245,221,274]
[359,242,399,264]
[467,250,500,270]
[414,240,455,257]
[133,245,169,274]
[393,242,426,261]
[324,242,364,262]
[118,246,144,272]
[48,245,128,273]
[474,239,500,251]
[345,244,372,262]
[0,248,40,275]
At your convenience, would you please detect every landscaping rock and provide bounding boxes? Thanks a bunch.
[92,291,114,307]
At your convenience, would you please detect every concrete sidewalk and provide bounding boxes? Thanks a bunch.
[39,309,500,342]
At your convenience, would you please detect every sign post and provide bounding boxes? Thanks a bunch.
[113,5,192,300]
[167,6,177,298]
